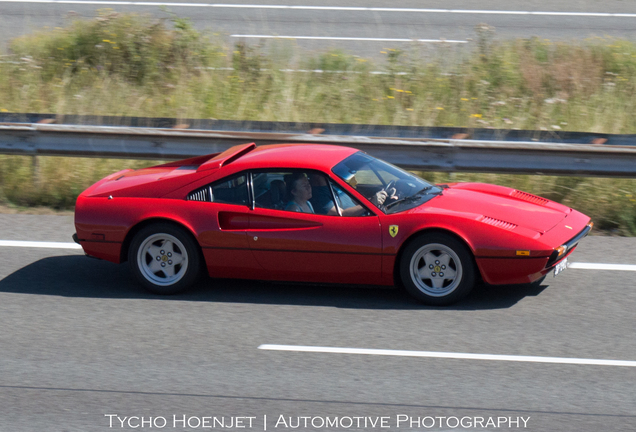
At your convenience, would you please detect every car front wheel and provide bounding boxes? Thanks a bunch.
[399,233,475,305]
[129,223,202,295]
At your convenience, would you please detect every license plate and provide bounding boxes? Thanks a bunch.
[554,258,568,277]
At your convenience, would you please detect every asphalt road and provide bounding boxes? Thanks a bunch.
[0,213,635,431]
[1,0,636,58]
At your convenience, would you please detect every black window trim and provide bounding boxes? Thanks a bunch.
[327,179,343,216]
[247,171,255,210]
[249,168,359,217]
[187,168,373,216]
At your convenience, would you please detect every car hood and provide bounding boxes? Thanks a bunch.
[413,183,570,233]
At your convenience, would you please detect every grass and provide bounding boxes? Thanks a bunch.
[0,155,634,235]
[0,12,635,234]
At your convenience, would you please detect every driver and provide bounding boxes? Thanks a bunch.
[310,175,393,216]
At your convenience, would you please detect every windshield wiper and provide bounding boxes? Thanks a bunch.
[384,195,421,210]
[412,186,433,196]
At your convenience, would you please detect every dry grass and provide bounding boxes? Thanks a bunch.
[0,155,633,235]
[0,13,635,234]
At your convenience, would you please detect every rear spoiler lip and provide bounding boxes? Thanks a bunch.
[197,143,256,172]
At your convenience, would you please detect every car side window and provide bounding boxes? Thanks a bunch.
[252,170,341,216]
[253,171,289,211]
[187,173,248,206]
[330,182,370,216]
[212,174,248,205]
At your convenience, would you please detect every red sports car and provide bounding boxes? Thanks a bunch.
[73,143,592,305]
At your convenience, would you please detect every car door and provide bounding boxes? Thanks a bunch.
[187,172,264,279]
[246,170,383,285]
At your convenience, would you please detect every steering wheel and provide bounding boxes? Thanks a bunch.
[383,179,399,199]
[384,179,396,193]
[374,180,398,211]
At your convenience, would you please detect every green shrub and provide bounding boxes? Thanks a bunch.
[0,14,635,233]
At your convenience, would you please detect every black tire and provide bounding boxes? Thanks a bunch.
[399,233,476,305]
[128,223,202,295]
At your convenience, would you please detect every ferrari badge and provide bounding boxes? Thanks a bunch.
[389,225,399,237]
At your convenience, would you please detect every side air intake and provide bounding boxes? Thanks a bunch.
[187,187,210,202]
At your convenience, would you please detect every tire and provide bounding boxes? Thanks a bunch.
[129,223,202,295]
[399,233,476,306]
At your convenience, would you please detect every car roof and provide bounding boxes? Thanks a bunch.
[228,144,359,172]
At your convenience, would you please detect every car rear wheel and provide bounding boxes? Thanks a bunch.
[399,233,475,305]
[129,223,202,295]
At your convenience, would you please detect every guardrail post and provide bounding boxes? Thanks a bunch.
[32,155,41,188]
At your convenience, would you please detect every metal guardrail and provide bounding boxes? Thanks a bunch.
[1,120,636,177]
[2,112,635,145]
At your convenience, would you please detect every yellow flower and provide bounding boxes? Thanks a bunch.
[436,107,444,110]
[380,51,387,54]
[406,108,414,111]
[461,98,469,101]
[0,108,8,112]
[102,39,111,43]
[471,113,482,118]
[387,96,395,99]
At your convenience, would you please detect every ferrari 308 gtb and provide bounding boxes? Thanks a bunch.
[73,143,592,305]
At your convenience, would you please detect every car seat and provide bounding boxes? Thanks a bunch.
[269,179,286,209]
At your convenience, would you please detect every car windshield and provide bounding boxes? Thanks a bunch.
[332,152,442,214]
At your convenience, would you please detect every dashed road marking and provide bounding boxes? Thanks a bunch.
[568,262,636,271]
[1,2,635,18]
[259,344,636,367]
[0,240,82,249]
[1,240,636,272]
[230,35,468,43]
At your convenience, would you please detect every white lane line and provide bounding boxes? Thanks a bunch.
[1,1,635,18]
[568,262,636,271]
[0,240,82,249]
[231,35,468,43]
[259,344,636,367]
[1,238,635,272]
